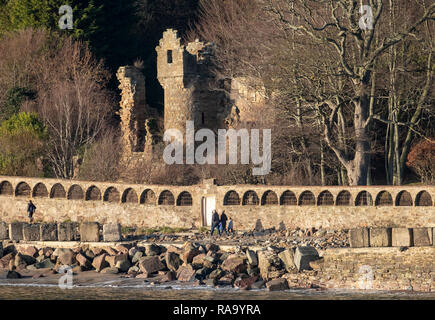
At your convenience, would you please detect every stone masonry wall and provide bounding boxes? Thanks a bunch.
[0,175,434,230]
[284,247,435,292]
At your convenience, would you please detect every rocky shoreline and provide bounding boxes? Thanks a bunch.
[0,235,332,291]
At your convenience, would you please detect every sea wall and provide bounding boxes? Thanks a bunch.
[0,175,434,230]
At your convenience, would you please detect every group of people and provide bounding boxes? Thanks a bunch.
[210,210,234,236]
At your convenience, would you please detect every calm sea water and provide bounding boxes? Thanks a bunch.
[0,284,434,300]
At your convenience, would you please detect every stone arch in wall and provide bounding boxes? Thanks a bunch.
[0,181,13,195]
[355,191,373,206]
[375,191,393,206]
[298,191,315,205]
[261,190,278,205]
[280,190,297,205]
[158,190,175,205]
[336,190,351,206]
[32,183,48,198]
[223,190,240,205]
[177,191,193,206]
[140,189,156,205]
[15,182,31,197]
[122,188,138,203]
[50,183,66,198]
[317,190,334,206]
[395,190,413,206]
[86,186,102,201]
[415,191,432,206]
[242,190,259,205]
[68,184,84,200]
[104,187,120,203]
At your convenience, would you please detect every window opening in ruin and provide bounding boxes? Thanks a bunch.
[224,191,240,205]
[298,191,315,205]
[50,183,66,198]
[177,191,193,206]
[141,189,156,205]
[375,191,393,206]
[415,191,432,206]
[32,183,48,198]
[86,186,102,201]
[15,182,31,197]
[167,50,173,64]
[68,184,84,200]
[261,190,278,205]
[355,191,373,206]
[396,191,413,206]
[104,187,120,203]
[242,190,259,205]
[0,181,13,195]
[159,190,175,205]
[317,191,334,205]
[336,191,351,206]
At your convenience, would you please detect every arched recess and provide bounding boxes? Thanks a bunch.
[122,188,138,203]
[415,191,432,206]
[50,183,66,198]
[158,190,175,205]
[104,187,120,203]
[355,191,373,206]
[375,191,393,206]
[140,189,156,205]
[261,190,278,205]
[15,182,31,197]
[395,191,413,206]
[317,190,334,205]
[298,191,315,205]
[242,190,259,205]
[0,181,13,195]
[68,184,84,200]
[177,191,193,206]
[336,190,351,206]
[223,190,240,205]
[280,190,297,205]
[32,183,48,198]
[86,186,101,201]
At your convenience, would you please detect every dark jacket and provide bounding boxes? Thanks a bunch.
[220,212,228,225]
[27,202,36,214]
[211,212,219,225]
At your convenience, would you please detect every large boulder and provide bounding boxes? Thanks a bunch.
[349,228,370,248]
[221,255,247,273]
[246,250,258,266]
[138,256,165,276]
[0,253,14,268]
[103,224,122,242]
[257,250,282,280]
[33,258,55,269]
[176,265,196,282]
[165,252,182,272]
[101,267,119,274]
[105,254,128,268]
[80,222,100,242]
[181,242,200,263]
[413,228,433,246]
[392,228,412,247]
[294,246,319,271]
[369,228,391,247]
[58,249,75,265]
[40,224,57,241]
[131,251,143,264]
[266,278,289,291]
[76,253,92,269]
[21,246,38,257]
[23,224,40,241]
[9,222,24,241]
[115,259,131,272]
[278,249,296,272]
[144,243,162,256]
[0,222,9,240]
[92,254,109,272]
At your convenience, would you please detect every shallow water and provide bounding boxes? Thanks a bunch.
[0,283,434,300]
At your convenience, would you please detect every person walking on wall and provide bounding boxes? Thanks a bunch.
[210,210,220,236]
[219,210,228,236]
[227,217,234,234]
[27,200,36,224]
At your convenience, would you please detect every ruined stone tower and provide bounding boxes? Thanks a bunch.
[117,66,148,155]
[156,29,233,140]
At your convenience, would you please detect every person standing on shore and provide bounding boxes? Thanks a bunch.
[219,210,228,236]
[210,210,220,236]
[27,200,36,224]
